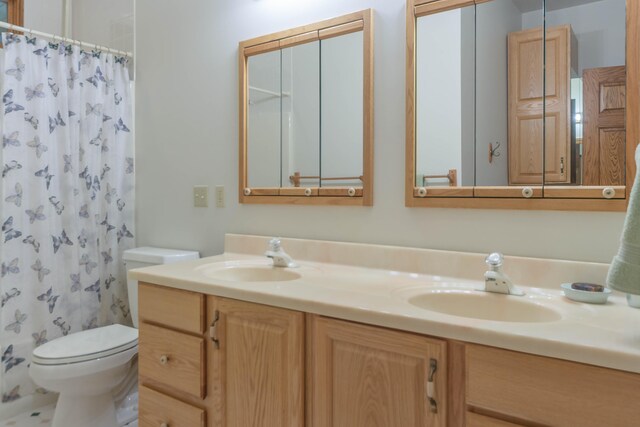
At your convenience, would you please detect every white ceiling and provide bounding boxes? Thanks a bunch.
[511,0,608,13]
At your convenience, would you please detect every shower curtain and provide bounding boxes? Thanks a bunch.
[0,33,134,405]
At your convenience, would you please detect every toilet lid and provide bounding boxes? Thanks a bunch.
[32,324,138,365]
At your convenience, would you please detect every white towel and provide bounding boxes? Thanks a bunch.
[607,144,640,294]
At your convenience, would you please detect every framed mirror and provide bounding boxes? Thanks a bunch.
[239,10,374,205]
[406,0,639,211]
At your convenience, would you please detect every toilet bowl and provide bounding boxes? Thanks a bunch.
[28,247,200,427]
[30,325,138,427]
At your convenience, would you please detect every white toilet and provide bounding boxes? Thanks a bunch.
[29,247,200,427]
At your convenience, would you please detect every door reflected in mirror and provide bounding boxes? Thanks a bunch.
[413,0,626,193]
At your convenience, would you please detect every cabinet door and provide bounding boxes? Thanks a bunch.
[308,315,447,427]
[208,296,304,427]
[508,25,571,185]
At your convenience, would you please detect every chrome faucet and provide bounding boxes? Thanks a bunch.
[265,238,298,268]
[484,253,524,296]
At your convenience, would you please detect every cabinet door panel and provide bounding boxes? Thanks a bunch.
[308,315,447,427]
[209,297,304,427]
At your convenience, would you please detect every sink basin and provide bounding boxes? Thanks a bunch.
[201,265,301,282]
[408,290,562,323]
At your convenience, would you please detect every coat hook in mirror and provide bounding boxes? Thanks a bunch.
[489,141,501,164]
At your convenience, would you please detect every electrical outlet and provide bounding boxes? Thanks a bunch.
[215,185,225,208]
[193,186,208,208]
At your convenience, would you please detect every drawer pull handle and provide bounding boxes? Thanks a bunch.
[159,355,169,365]
[427,358,438,414]
[210,310,220,349]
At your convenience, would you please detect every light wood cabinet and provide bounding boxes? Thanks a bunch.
[508,25,574,185]
[463,344,640,427]
[139,386,206,427]
[138,283,304,427]
[208,296,305,427]
[138,282,640,427]
[307,315,447,427]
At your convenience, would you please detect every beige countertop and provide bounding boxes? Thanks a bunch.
[130,234,640,374]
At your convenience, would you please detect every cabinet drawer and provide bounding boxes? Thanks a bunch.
[466,344,640,427]
[139,386,205,427]
[139,282,204,334]
[139,323,206,398]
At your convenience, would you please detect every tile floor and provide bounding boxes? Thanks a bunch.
[0,406,137,427]
[0,405,54,427]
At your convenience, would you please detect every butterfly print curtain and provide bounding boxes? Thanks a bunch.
[0,33,134,405]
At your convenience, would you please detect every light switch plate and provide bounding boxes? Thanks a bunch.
[215,185,225,208]
[194,185,208,208]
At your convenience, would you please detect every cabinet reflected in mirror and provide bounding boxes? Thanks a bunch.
[241,10,373,205]
[408,0,633,210]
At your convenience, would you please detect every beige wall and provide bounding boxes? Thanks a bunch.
[134,0,626,263]
[71,0,133,52]
[24,0,63,34]
[22,0,132,52]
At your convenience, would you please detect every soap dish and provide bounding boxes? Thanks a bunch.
[561,283,611,304]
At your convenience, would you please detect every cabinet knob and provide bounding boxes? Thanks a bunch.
[347,187,356,197]
[159,355,169,365]
[160,423,169,427]
[243,187,252,196]
[304,187,312,197]
[417,187,428,197]
[522,187,534,198]
[603,187,616,199]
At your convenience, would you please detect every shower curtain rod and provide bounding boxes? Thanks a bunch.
[0,21,133,58]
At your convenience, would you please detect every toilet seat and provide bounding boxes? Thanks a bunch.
[32,324,138,366]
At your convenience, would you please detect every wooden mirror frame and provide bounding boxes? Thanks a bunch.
[405,0,639,211]
[239,10,374,206]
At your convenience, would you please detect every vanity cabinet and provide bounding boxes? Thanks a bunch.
[137,282,640,427]
[462,344,640,427]
[307,315,447,427]
[137,283,304,427]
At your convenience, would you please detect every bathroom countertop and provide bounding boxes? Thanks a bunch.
[130,235,640,374]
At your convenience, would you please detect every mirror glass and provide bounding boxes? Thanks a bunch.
[414,0,625,192]
[247,50,282,188]
[477,0,544,187]
[246,31,364,190]
[544,0,626,187]
[321,31,364,187]
[415,5,475,188]
[282,41,320,188]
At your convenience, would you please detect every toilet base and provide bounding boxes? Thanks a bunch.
[53,393,118,427]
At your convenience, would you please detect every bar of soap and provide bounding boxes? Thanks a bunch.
[571,283,604,292]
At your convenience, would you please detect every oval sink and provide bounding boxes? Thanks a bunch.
[408,290,561,323]
[202,265,301,282]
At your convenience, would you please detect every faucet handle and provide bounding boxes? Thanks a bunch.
[267,238,282,252]
[485,252,504,268]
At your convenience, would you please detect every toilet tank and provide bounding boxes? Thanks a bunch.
[123,247,200,328]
